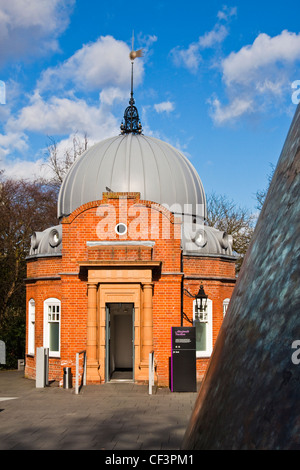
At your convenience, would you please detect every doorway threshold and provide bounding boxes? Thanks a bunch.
[109,379,134,383]
[110,369,133,381]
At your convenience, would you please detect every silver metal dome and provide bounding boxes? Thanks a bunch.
[57,134,206,220]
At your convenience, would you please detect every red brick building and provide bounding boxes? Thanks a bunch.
[25,96,236,387]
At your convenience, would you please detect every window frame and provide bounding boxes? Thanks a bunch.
[193,298,213,358]
[28,299,35,355]
[223,298,230,317]
[43,298,61,357]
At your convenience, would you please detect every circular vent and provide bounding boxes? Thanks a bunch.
[115,223,127,235]
[49,228,61,247]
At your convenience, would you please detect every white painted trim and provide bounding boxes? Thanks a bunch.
[223,298,230,317]
[193,298,213,358]
[87,240,155,247]
[28,299,35,355]
[43,298,61,357]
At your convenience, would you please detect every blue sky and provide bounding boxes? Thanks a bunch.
[0,0,300,213]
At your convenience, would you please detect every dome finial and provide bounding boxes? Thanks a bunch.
[120,32,143,135]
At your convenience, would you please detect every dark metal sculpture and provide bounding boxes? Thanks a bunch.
[120,94,142,135]
[182,103,300,450]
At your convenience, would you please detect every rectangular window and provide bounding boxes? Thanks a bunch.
[223,298,230,317]
[28,299,35,355]
[44,299,61,357]
[193,299,212,357]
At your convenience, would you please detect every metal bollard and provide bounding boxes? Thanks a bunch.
[36,347,49,388]
[63,367,72,389]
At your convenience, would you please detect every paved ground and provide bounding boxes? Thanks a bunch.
[0,370,199,451]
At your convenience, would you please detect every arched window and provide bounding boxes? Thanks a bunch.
[193,298,213,357]
[223,298,230,317]
[28,299,35,355]
[44,298,61,357]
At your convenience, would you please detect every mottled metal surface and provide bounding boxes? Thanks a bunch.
[182,103,300,450]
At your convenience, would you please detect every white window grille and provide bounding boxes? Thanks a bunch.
[44,298,61,357]
[193,298,213,357]
[223,298,230,317]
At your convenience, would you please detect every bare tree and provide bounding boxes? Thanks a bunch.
[43,132,88,190]
[0,174,58,367]
[206,192,256,272]
[0,175,58,319]
[0,133,89,367]
[255,164,275,211]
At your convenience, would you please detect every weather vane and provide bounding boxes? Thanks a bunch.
[129,31,143,61]
[120,32,143,134]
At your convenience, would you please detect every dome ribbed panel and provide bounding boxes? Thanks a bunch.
[139,136,162,204]
[128,134,146,194]
[57,134,206,219]
[57,136,120,218]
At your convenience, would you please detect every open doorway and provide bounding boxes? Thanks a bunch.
[105,303,134,382]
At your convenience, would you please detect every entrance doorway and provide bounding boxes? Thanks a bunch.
[105,303,134,382]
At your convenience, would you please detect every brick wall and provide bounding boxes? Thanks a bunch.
[182,255,236,380]
[25,193,236,386]
[25,275,62,380]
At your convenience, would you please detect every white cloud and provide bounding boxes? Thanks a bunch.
[170,8,234,72]
[209,30,300,125]
[217,6,237,21]
[0,92,120,180]
[0,129,47,181]
[210,97,253,125]
[99,87,128,106]
[198,24,229,48]
[8,35,147,143]
[0,131,28,156]
[0,33,149,179]
[0,0,74,64]
[170,43,202,73]
[38,35,144,93]
[223,30,300,86]
[154,101,175,113]
[255,79,286,95]
[1,157,48,180]
[7,91,120,141]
